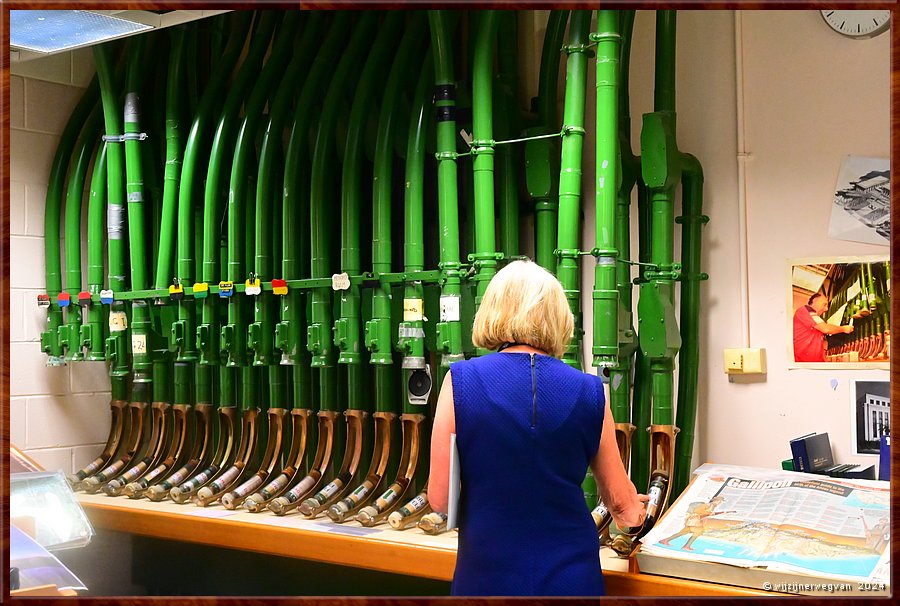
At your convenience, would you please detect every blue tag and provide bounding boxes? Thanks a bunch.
[100,289,114,304]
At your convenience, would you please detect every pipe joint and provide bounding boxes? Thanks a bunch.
[555,248,587,261]
[562,43,593,56]
[470,140,495,154]
[589,32,623,44]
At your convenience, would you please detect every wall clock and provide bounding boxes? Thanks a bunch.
[820,10,891,39]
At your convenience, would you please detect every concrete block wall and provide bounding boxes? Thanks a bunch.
[9,49,113,473]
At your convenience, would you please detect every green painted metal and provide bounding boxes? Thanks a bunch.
[531,10,568,271]
[591,10,622,371]
[429,10,465,379]
[41,77,99,365]
[555,10,591,371]
[630,183,652,490]
[470,10,501,323]
[60,104,103,362]
[84,143,108,361]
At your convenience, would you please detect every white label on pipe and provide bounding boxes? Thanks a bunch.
[109,311,128,332]
[403,299,424,322]
[440,295,460,322]
[131,333,147,354]
[331,273,351,291]
[127,192,143,203]
[107,205,125,240]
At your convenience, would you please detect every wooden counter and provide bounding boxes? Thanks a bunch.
[77,493,772,597]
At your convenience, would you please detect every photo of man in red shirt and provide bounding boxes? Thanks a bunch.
[793,293,854,362]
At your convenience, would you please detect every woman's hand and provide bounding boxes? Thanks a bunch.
[610,493,649,530]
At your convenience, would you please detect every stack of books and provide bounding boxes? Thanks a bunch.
[788,432,876,479]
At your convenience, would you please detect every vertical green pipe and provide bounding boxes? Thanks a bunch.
[84,144,108,361]
[61,104,103,362]
[429,11,465,381]
[471,11,500,320]
[41,78,100,365]
[630,182,652,490]
[555,10,591,370]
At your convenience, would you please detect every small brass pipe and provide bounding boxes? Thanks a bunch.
[125,403,192,498]
[387,488,432,530]
[614,422,636,468]
[298,408,367,517]
[326,411,395,522]
[244,408,312,512]
[417,511,448,535]
[82,400,149,493]
[268,410,338,515]
[68,398,128,488]
[105,401,171,496]
[146,402,213,501]
[222,407,287,509]
[195,408,259,506]
[356,413,424,527]
[170,405,238,503]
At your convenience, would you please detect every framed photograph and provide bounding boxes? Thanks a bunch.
[851,380,890,456]
[827,156,889,246]
[787,255,889,369]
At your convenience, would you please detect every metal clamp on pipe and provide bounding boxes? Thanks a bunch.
[101,132,149,142]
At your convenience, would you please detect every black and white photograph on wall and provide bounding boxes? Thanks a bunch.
[827,155,889,246]
[787,255,889,369]
[851,380,890,456]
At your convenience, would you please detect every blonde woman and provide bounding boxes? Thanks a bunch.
[429,260,647,596]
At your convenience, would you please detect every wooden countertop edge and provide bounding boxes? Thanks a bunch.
[81,498,774,596]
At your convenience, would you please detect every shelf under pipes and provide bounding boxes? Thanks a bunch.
[77,493,771,596]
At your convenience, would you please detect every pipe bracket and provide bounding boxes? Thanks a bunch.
[589,32,623,43]
[102,132,149,143]
[562,43,593,56]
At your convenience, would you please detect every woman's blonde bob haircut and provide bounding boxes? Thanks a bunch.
[472,260,574,358]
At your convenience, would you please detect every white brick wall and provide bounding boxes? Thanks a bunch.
[10,52,112,474]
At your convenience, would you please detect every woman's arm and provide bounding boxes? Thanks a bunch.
[428,371,456,513]
[591,399,647,528]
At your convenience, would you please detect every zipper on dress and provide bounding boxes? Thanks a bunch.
[530,353,537,428]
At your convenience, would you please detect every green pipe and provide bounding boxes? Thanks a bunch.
[153,26,186,291]
[531,10,568,271]
[60,103,103,362]
[671,156,705,497]
[493,83,519,260]
[41,77,100,365]
[337,12,404,399]
[280,14,348,423]
[555,10,591,370]
[368,13,426,373]
[471,10,500,320]
[654,11,677,113]
[83,143,108,361]
[429,11,465,379]
[630,183,652,489]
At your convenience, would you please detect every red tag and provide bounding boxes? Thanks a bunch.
[57,292,71,307]
[272,279,288,296]
[37,294,51,308]
[78,291,92,306]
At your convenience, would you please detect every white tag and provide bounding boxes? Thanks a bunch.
[131,333,147,354]
[440,295,460,322]
[109,311,128,332]
[332,273,351,291]
[403,299,424,322]
[459,129,473,145]
[846,279,861,301]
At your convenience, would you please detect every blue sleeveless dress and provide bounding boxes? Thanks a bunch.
[450,352,605,596]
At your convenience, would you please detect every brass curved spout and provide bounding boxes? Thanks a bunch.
[244,408,312,512]
[609,465,672,557]
[326,411,395,522]
[388,488,432,530]
[298,408,367,517]
[170,405,239,503]
[615,422,636,468]
[104,400,171,496]
[222,407,287,509]
[268,409,339,515]
[195,407,260,506]
[68,398,127,488]
[417,511,448,535]
[81,400,149,493]
[124,403,192,498]
[356,413,425,526]
[145,402,214,501]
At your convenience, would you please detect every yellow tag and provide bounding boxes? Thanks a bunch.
[245,278,262,296]
[403,299,424,322]
[218,281,234,298]
[192,282,209,298]
[169,284,184,294]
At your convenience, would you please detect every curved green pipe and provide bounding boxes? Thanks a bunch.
[336,12,404,411]
[41,77,99,365]
[428,11,465,379]
[280,15,349,422]
[555,10,591,370]
[592,10,622,370]
[471,10,500,321]
[494,81,519,260]
[61,103,103,362]
[84,143,108,361]
[536,11,568,129]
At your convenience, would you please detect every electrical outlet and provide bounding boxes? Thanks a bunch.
[723,348,767,374]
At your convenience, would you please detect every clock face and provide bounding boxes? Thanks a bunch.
[821,10,891,39]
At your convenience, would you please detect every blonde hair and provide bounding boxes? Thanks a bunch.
[472,260,574,358]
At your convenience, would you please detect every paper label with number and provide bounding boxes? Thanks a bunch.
[109,311,128,332]
[332,273,351,291]
[403,299,424,322]
[132,334,147,354]
[440,295,461,322]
